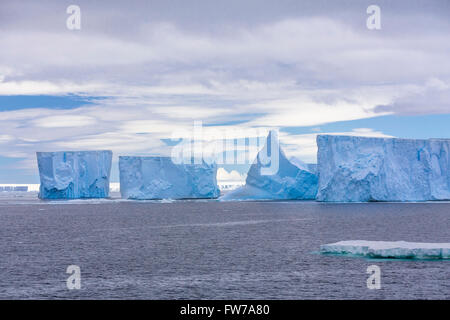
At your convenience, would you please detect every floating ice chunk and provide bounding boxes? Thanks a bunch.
[37,151,112,199]
[316,135,450,202]
[320,240,450,259]
[221,131,318,201]
[119,156,220,200]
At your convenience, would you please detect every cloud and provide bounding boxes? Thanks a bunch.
[1,15,449,88]
[0,1,449,181]
[0,80,106,95]
[0,135,13,143]
[32,115,97,128]
[246,95,393,127]
[217,167,246,182]
[375,78,450,115]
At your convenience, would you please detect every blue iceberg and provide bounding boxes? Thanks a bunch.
[317,135,450,202]
[119,156,220,199]
[221,131,318,201]
[37,150,112,199]
[320,240,450,259]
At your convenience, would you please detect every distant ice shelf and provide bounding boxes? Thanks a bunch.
[0,185,29,192]
[37,150,112,199]
[119,156,220,200]
[320,240,450,259]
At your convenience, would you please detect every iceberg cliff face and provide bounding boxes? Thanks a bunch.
[119,156,220,199]
[37,151,112,199]
[320,240,450,259]
[221,131,318,201]
[316,135,450,202]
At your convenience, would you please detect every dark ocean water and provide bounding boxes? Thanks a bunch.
[0,193,449,299]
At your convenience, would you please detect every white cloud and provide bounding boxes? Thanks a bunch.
[375,78,450,115]
[246,97,392,128]
[0,135,13,143]
[217,167,246,182]
[32,115,97,128]
[0,80,106,95]
[0,4,449,180]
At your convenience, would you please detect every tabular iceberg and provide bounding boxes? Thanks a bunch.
[320,240,450,259]
[119,156,220,199]
[37,151,112,199]
[316,135,450,202]
[220,131,318,201]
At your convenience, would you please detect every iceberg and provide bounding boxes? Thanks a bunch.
[119,156,220,199]
[320,240,450,259]
[37,151,112,199]
[220,131,318,200]
[316,135,450,202]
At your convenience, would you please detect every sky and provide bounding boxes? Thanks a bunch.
[0,0,449,183]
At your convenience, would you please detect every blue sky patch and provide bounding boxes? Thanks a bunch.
[282,114,450,139]
[0,95,104,111]
[0,156,39,184]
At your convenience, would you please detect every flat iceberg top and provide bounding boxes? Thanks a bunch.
[119,156,220,200]
[37,150,112,155]
[317,135,450,143]
[321,240,450,259]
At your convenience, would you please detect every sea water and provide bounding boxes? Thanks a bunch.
[0,193,449,299]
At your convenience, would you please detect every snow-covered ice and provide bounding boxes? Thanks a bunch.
[316,135,450,202]
[221,131,318,200]
[37,151,112,199]
[119,156,220,199]
[320,240,450,259]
